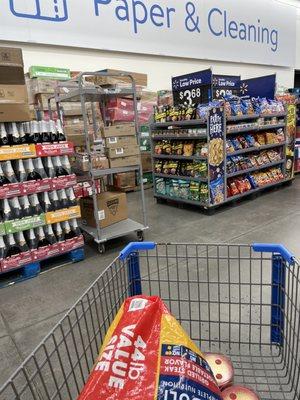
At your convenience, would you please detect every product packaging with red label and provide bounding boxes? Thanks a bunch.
[78,296,222,400]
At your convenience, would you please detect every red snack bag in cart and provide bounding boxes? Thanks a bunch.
[78,296,222,400]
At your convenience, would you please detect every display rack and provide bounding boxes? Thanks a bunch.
[49,72,148,253]
[151,108,291,210]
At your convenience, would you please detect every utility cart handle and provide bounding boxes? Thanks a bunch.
[252,243,295,264]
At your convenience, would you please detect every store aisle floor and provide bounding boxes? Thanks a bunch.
[0,177,300,387]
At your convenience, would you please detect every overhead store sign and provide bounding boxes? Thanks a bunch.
[0,0,296,67]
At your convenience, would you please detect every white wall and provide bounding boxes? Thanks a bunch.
[0,0,299,92]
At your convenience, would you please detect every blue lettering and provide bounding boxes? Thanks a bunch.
[208,8,222,36]
[150,5,164,27]
[94,0,111,16]
[228,21,238,39]
[132,0,148,34]
[239,23,247,40]
[271,29,278,52]
[166,7,175,28]
[116,0,129,21]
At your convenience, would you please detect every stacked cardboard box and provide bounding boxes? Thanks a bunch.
[103,123,140,168]
[0,47,31,122]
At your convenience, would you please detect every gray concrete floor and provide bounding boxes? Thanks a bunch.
[0,177,300,388]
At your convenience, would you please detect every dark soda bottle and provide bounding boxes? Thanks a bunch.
[58,189,69,209]
[39,191,54,212]
[0,163,10,186]
[29,121,41,144]
[61,220,76,240]
[53,156,68,177]
[8,123,21,145]
[9,197,23,220]
[53,222,64,242]
[0,123,9,146]
[49,120,58,143]
[44,225,57,245]
[60,155,72,174]
[1,198,13,221]
[0,236,7,260]
[24,159,42,181]
[19,196,34,217]
[43,157,56,178]
[3,161,18,183]
[69,218,81,236]
[6,234,20,257]
[25,229,38,250]
[35,226,50,248]
[33,158,48,179]
[66,187,77,207]
[49,190,60,210]
[18,123,27,144]
[56,120,66,142]
[39,120,51,143]
[29,194,43,215]
[15,232,29,253]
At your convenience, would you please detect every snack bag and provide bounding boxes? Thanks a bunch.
[78,296,222,400]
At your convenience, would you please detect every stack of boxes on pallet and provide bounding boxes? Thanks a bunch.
[0,48,84,274]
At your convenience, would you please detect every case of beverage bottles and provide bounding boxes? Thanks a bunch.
[0,119,84,274]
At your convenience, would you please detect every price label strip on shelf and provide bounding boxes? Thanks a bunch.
[36,142,74,157]
[45,205,81,224]
[5,214,46,235]
[1,251,32,274]
[0,183,22,199]
[59,235,84,253]
[0,144,36,161]
[51,174,77,190]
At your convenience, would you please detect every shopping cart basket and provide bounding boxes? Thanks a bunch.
[1,242,299,400]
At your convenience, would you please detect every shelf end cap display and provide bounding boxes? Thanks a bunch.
[119,242,156,261]
[252,243,295,264]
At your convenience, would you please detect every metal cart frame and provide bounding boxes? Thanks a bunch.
[49,72,148,253]
[1,241,300,399]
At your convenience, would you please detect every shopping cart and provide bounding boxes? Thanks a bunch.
[1,242,299,400]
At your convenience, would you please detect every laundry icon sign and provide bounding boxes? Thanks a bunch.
[9,0,68,22]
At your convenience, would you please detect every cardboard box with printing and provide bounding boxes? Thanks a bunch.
[0,47,24,85]
[113,172,136,191]
[75,153,109,172]
[80,191,128,228]
[0,47,23,67]
[109,155,140,168]
[107,145,140,159]
[87,69,147,87]
[105,135,137,149]
[103,123,136,138]
[141,153,152,172]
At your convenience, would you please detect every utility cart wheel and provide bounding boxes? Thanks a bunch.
[98,243,106,254]
[137,230,144,242]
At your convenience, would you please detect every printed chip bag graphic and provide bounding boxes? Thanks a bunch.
[78,296,222,400]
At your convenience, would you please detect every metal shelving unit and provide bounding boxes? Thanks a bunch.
[150,108,291,210]
[49,72,148,253]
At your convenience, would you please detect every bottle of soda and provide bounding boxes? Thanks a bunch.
[35,226,50,248]
[53,156,68,177]
[25,229,38,250]
[5,234,20,257]
[39,120,51,143]
[53,222,64,242]
[23,122,31,143]
[0,236,7,260]
[49,190,60,210]
[29,121,41,144]
[58,189,69,209]
[14,159,27,183]
[0,163,10,186]
[39,191,54,212]
[44,225,57,245]
[29,194,43,215]
[1,198,13,221]
[0,123,9,146]
[43,157,56,178]
[15,231,29,253]
[24,159,42,181]
[61,220,76,240]
[19,195,34,217]
[49,120,59,143]
[70,218,81,236]
[66,187,77,207]
[9,197,23,220]
[8,122,21,145]
[3,160,18,183]
[60,155,72,174]
[33,158,48,179]
[18,122,27,144]
[56,120,66,142]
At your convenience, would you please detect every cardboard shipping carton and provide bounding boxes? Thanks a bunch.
[109,155,140,168]
[105,135,137,149]
[0,103,31,122]
[113,172,136,191]
[0,85,28,103]
[0,66,25,85]
[103,123,136,138]
[141,152,152,172]
[80,191,128,228]
[0,47,23,67]
[75,153,109,172]
[107,145,140,159]
[87,69,147,87]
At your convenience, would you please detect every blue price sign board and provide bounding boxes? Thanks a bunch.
[172,69,212,106]
[212,74,241,99]
[240,74,276,99]
[208,107,225,205]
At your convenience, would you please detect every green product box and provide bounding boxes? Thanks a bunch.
[140,125,150,152]
[29,66,71,80]
[5,214,46,234]
[0,223,5,236]
[140,125,150,134]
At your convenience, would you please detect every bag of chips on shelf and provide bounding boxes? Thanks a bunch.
[189,181,200,201]
[200,183,209,203]
[241,97,255,115]
[178,180,190,199]
[245,135,256,147]
[226,140,235,154]
[155,178,166,195]
[78,296,222,400]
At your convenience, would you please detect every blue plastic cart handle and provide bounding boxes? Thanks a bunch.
[252,243,295,264]
[119,242,156,261]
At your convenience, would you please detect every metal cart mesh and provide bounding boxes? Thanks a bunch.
[1,242,299,400]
